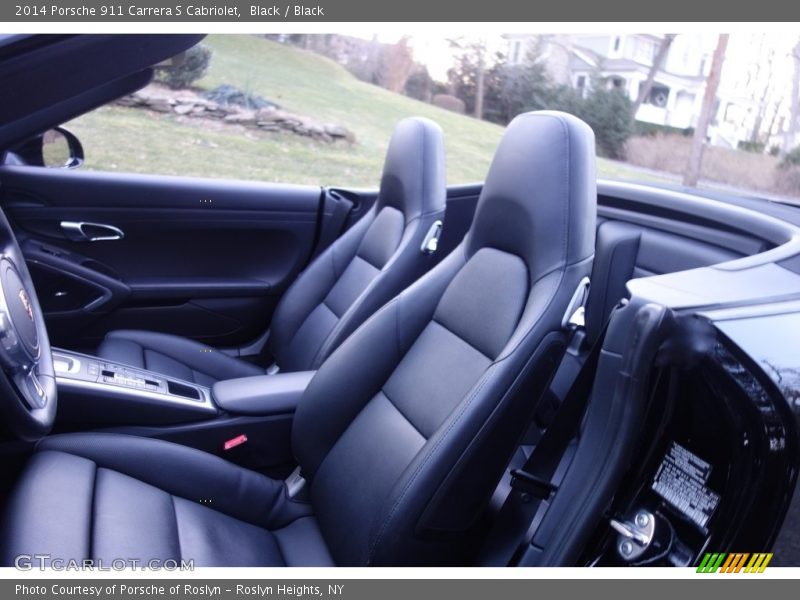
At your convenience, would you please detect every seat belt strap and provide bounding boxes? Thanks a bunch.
[312,189,354,260]
[480,317,612,566]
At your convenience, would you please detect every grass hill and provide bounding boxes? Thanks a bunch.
[67,35,642,186]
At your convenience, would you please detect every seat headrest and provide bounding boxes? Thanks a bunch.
[375,117,446,221]
[465,111,597,279]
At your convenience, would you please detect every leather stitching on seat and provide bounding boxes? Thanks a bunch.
[144,348,198,383]
[367,364,496,563]
[418,119,426,225]
[380,389,428,440]
[430,317,492,360]
[87,461,98,560]
[169,494,182,562]
[270,528,289,567]
[355,247,386,272]
[321,297,342,319]
[311,208,432,370]
[310,253,394,368]
[393,297,403,358]
[330,238,344,278]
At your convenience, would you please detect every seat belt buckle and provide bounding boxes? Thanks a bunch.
[509,469,557,500]
[285,466,307,501]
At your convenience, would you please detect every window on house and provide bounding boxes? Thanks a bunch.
[634,38,657,64]
[576,75,587,97]
[711,98,721,126]
[644,84,670,108]
[511,40,521,64]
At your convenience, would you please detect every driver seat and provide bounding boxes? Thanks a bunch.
[1,111,596,567]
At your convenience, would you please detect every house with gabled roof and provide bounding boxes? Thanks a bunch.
[504,33,757,148]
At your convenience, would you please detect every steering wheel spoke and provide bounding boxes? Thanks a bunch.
[0,209,57,439]
[13,369,47,410]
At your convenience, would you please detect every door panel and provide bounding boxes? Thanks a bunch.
[0,166,322,349]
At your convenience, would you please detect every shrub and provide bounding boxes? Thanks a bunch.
[626,133,784,193]
[156,44,212,89]
[634,121,692,138]
[779,146,800,169]
[484,61,553,125]
[774,165,800,195]
[738,140,765,154]
[405,66,434,102]
[575,87,634,160]
[431,94,466,114]
[204,84,277,110]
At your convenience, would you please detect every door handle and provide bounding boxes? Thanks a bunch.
[60,221,125,242]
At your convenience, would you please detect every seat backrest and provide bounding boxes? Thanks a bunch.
[268,117,446,372]
[583,219,742,343]
[293,111,597,565]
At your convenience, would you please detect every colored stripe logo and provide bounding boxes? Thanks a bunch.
[696,552,773,573]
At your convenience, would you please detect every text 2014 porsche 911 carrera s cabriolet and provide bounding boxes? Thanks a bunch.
[0,34,798,568]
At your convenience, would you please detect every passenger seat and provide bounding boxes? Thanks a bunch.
[97,117,446,385]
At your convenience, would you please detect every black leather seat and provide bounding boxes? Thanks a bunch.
[1,111,596,567]
[97,117,447,386]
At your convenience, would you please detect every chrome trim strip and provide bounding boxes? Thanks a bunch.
[53,353,81,374]
[55,376,217,413]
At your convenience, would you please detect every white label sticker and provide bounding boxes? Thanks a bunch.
[652,442,721,529]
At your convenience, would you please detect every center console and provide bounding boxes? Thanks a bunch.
[53,348,217,425]
[51,348,315,473]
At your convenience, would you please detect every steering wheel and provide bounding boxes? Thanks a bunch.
[0,208,56,440]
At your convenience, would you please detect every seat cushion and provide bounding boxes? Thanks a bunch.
[0,433,333,567]
[97,330,266,387]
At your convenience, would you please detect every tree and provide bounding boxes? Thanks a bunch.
[446,37,494,118]
[376,37,415,93]
[487,43,553,124]
[684,34,729,187]
[781,38,800,158]
[404,65,435,102]
[475,44,486,119]
[577,81,634,159]
[155,43,212,89]
[744,34,777,145]
[631,34,677,121]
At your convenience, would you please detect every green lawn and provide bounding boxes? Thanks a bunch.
[66,35,658,187]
